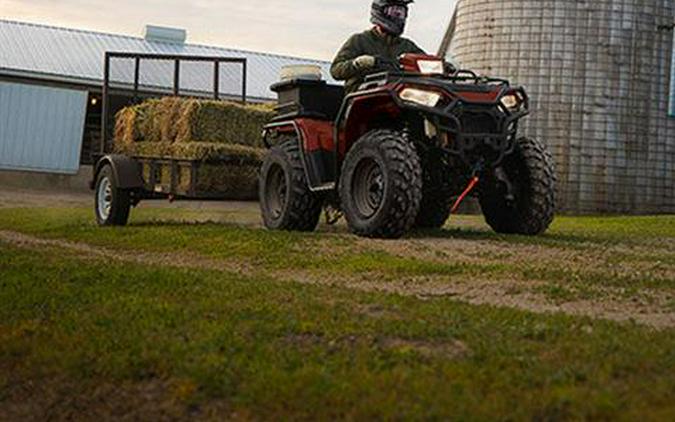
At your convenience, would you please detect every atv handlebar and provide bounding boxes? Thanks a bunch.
[374,57,402,72]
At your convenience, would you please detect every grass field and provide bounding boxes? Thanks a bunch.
[1,204,674,420]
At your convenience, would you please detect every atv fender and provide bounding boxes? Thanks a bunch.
[335,89,401,158]
[263,120,336,191]
[91,155,144,190]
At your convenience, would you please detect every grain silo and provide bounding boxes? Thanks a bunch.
[440,0,675,214]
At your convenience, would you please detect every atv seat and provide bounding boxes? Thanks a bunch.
[270,79,344,121]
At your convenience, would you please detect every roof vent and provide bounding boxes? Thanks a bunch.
[143,25,186,44]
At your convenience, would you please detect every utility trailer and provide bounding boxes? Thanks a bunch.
[90,52,259,226]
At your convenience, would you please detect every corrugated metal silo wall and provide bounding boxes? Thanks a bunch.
[448,0,675,214]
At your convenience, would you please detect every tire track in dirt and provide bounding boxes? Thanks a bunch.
[323,235,675,282]
[1,230,673,329]
[0,230,252,274]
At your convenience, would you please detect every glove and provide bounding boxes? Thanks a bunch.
[444,61,457,75]
[353,55,377,71]
[445,57,460,74]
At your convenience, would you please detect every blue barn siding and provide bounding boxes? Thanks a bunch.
[0,82,87,174]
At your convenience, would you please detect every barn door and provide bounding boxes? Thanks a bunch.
[0,81,87,174]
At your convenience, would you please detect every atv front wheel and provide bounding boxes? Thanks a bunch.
[415,189,453,229]
[339,129,422,239]
[415,153,454,229]
[259,139,323,232]
[479,137,556,235]
[95,164,131,226]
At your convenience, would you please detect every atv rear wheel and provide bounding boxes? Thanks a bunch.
[339,129,422,239]
[260,139,323,232]
[479,137,556,235]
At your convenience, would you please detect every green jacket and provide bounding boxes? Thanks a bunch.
[331,29,425,93]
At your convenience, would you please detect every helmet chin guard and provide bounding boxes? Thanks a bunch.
[371,0,414,36]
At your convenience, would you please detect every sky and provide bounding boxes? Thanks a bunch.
[1,0,457,61]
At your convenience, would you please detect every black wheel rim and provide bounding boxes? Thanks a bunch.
[352,157,384,219]
[265,164,287,220]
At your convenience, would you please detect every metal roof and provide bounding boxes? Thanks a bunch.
[0,19,335,101]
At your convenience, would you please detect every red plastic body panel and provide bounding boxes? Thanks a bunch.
[267,119,335,153]
[339,88,401,157]
[453,89,502,103]
[295,118,335,153]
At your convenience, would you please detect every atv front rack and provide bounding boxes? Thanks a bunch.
[363,68,511,88]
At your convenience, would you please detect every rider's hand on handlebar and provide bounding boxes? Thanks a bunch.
[444,61,457,75]
[444,57,460,75]
[374,56,401,71]
[353,55,377,71]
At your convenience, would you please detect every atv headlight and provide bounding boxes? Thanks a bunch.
[417,59,445,75]
[500,93,521,110]
[400,88,442,108]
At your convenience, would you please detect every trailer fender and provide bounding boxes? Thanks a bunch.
[91,155,144,190]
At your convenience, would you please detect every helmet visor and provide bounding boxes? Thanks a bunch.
[384,5,408,20]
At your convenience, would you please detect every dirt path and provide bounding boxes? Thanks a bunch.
[2,229,673,329]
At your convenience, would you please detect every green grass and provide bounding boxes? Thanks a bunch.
[0,208,506,278]
[1,245,674,420]
[427,214,675,250]
[0,208,672,295]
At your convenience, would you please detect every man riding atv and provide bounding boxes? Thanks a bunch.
[259,0,556,239]
[331,0,425,94]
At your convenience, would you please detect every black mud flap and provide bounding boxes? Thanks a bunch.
[303,149,337,191]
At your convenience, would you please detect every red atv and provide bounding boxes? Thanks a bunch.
[260,54,556,239]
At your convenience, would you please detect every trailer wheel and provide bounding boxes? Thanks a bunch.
[260,139,323,232]
[339,129,422,239]
[95,164,131,226]
[479,137,556,235]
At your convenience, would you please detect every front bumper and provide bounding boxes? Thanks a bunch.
[392,78,530,167]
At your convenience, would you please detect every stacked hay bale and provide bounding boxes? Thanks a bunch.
[113,97,275,199]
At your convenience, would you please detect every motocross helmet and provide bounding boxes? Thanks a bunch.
[371,0,414,37]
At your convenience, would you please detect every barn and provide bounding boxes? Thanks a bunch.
[0,19,331,176]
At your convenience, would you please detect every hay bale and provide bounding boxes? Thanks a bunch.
[169,142,265,162]
[116,141,264,162]
[145,97,187,143]
[114,107,136,149]
[113,97,276,149]
[175,100,275,148]
[137,99,169,143]
[112,101,158,146]
[195,164,259,200]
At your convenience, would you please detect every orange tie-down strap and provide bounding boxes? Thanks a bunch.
[451,176,480,214]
